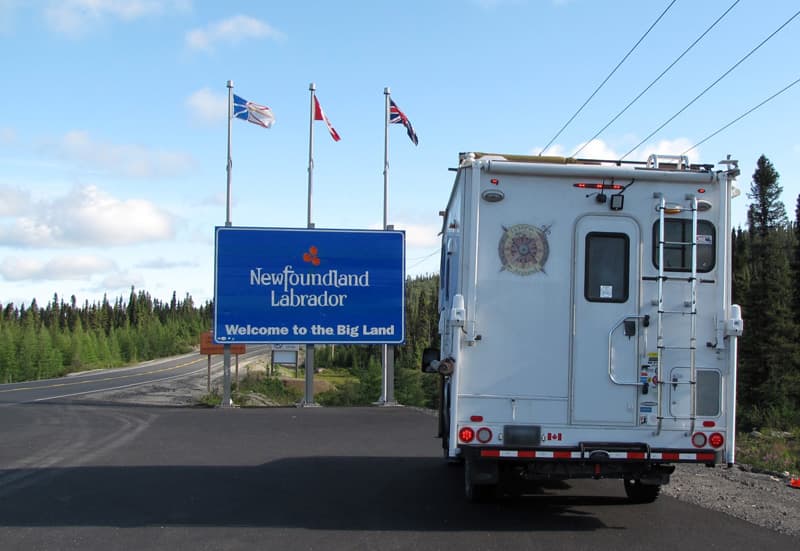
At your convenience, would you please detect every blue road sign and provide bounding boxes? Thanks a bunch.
[214,227,405,344]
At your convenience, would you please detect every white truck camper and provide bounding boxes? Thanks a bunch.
[422,152,744,503]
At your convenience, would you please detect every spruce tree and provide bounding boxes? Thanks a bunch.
[794,194,800,326]
[739,155,799,426]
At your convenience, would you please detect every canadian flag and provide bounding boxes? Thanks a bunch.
[314,96,341,142]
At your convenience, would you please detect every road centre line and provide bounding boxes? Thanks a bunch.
[29,367,213,402]
[0,358,206,394]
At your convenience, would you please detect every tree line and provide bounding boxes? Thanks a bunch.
[1,154,798,428]
[0,290,212,383]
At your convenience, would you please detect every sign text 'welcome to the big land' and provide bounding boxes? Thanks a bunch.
[214,227,405,344]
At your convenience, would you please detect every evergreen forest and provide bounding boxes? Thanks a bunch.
[1,154,799,430]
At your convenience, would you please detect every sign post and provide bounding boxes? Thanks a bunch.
[199,331,246,400]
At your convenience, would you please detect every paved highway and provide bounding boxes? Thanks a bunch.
[0,348,267,406]
[0,400,796,550]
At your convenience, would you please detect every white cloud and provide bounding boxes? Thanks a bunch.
[98,270,145,291]
[0,127,15,144]
[0,0,20,33]
[397,223,441,249]
[533,138,698,163]
[0,184,176,247]
[186,88,227,124]
[471,0,526,9]
[135,257,196,269]
[571,139,621,160]
[634,138,700,165]
[44,0,190,37]
[0,184,33,217]
[185,15,285,52]
[48,130,194,178]
[0,254,116,281]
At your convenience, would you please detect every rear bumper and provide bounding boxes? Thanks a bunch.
[460,442,719,485]
[466,446,723,464]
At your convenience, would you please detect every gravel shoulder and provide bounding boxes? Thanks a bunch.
[664,462,800,537]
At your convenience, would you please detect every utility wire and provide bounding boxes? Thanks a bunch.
[572,0,740,158]
[621,8,800,160]
[406,248,441,271]
[539,0,677,155]
[682,75,800,154]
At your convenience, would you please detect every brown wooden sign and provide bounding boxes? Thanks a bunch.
[200,331,246,355]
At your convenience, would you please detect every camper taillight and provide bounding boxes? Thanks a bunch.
[476,427,493,443]
[459,427,475,443]
[574,183,624,190]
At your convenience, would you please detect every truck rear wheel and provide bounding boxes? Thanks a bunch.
[464,457,497,502]
[624,478,661,503]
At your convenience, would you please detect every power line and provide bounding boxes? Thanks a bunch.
[406,248,440,271]
[682,75,800,155]
[622,8,800,160]
[572,0,740,158]
[539,0,677,155]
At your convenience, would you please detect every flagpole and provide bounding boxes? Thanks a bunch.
[226,80,234,228]
[307,82,316,229]
[380,87,396,406]
[222,79,234,408]
[383,87,390,230]
[304,82,317,407]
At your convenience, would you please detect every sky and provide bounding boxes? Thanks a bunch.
[1,0,798,308]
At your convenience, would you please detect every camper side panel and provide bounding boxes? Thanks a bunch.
[456,172,576,424]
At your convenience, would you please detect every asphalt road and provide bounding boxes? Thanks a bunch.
[0,403,796,551]
[0,348,267,406]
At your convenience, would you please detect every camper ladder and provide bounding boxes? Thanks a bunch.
[655,195,698,436]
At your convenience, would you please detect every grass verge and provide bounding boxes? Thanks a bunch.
[736,428,800,476]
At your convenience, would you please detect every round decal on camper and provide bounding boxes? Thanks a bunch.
[498,224,550,275]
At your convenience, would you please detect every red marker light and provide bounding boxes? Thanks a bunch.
[698,188,706,194]
[490,178,499,185]
[574,183,604,189]
[574,183,623,190]
[470,415,484,422]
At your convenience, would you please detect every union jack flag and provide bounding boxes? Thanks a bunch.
[389,99,418,146]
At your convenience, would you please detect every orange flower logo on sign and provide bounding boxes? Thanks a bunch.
[303,246,320,266]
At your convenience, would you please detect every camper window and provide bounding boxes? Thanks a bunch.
[652,220,716,272]
[584,232,629,303]
[696,370,721,417]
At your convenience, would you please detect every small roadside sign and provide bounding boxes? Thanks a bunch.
[200,331,246,355]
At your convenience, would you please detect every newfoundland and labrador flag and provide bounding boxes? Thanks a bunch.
[233,94,275,129]
[389,98,418,146]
